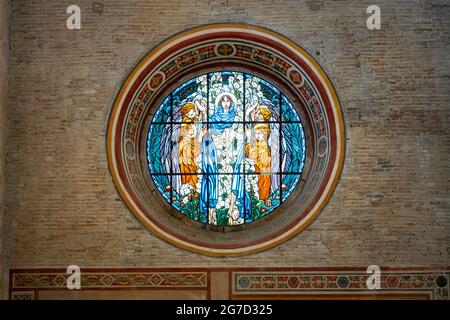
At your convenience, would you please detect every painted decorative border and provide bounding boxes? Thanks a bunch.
[10,268,449,300]
[233,271,449,300]
[13,271,207,289]
[10,268,209,300]
[107,24,345,256]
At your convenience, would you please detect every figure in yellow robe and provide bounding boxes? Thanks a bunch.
[178,102,206,189]
[179,124,202,189]
[180,100,206,123]
[245,124,271,200]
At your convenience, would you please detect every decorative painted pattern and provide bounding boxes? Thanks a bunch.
[9,268,449,300]
[12,271,207,289]
[233,271,450,300]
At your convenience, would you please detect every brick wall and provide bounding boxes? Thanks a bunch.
[0,0,9,301]
[3,0,450,295]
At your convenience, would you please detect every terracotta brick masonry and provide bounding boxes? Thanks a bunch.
[2,0,450,299]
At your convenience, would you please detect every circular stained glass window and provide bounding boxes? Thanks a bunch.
[147,71,306,226]
[108,24,344,256]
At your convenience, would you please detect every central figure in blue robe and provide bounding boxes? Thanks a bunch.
[199,92,251,224]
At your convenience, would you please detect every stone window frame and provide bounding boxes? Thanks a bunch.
[107,24,345,256]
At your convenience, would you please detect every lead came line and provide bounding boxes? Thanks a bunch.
[243,73,247,224]
[150,121,302,125]
[151,172,301,176]
[170,93,173,206]
[279,92,283,206]
[206,72,210,225]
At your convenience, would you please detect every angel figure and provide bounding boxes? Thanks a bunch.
[245,123,272,200]
[246,103,272,122]
[178,121,207,190]
[181,100,207,123]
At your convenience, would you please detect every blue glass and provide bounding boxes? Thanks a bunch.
[151,174,171,203]
[151,95,171,123]
[281,174,301,202]
[281,95,301,122]
[281,123,306,173]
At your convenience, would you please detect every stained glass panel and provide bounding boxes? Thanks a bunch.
[282,123,306,173]
[147,71,306,226]
[281,94,301,122]
[245,122,280,174]
[152,95,171,123]
[147,124,171,174]
[245,75,280,122]
[149,174,171,203]
[208,72,244,123]
[281,173,302,203]
[172,174,204,223]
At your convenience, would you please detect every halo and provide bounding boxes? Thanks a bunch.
[254,123,270,130]
[215,91,237,109]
